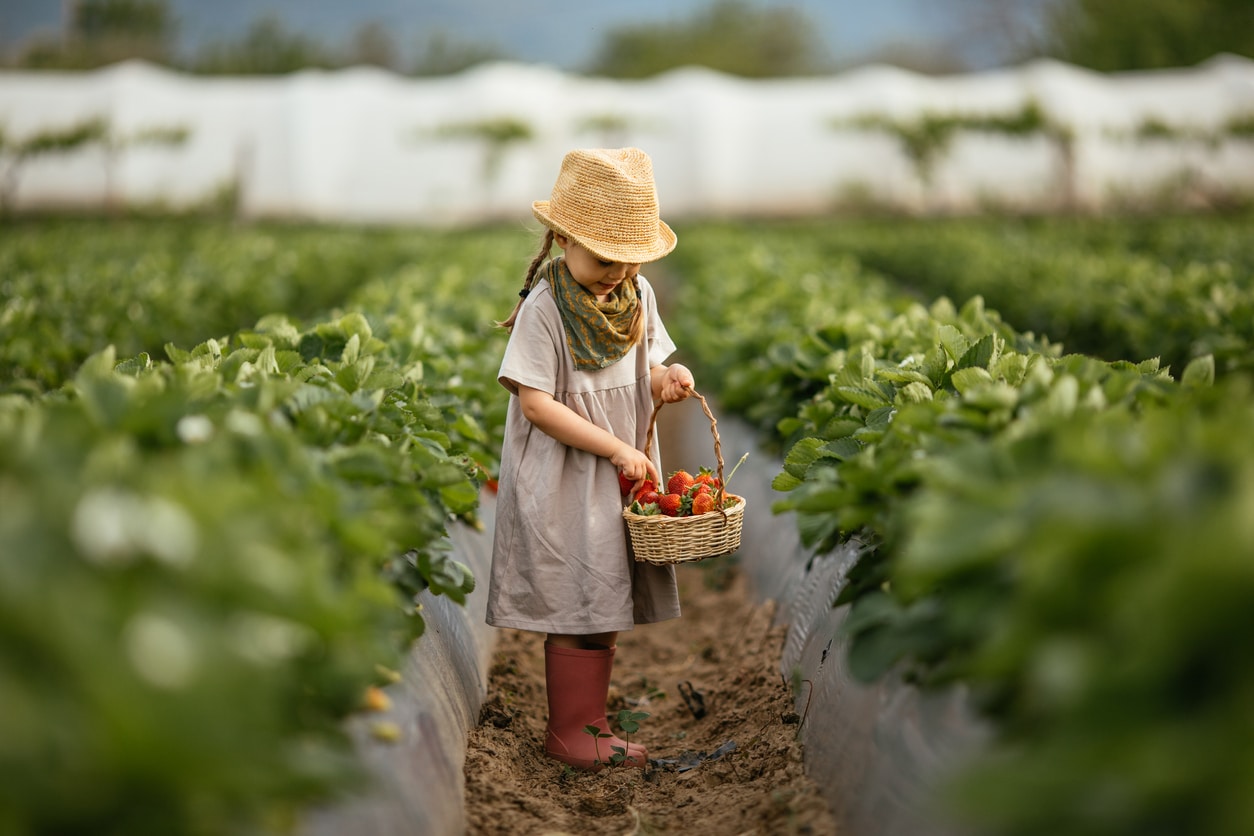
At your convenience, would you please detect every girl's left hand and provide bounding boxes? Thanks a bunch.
[660,364,695,403]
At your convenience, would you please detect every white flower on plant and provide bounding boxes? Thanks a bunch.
[143,497,198,568]
[176,413,214,444]
[123,612,197,690]
[228,612,317,665]
[225,409,264,436]
[72,489,136,566]
[71,489,198,568]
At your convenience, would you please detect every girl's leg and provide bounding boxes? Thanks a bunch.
[541,631,646,770]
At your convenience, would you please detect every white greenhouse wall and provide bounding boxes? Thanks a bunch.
[1,55,1252,221]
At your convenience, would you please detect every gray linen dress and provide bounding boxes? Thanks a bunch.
[486,274,681,635]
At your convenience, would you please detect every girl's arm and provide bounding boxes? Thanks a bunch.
[516,384,660,484]
[651,363,695,403]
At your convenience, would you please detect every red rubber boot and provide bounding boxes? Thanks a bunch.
[543,643,647,770]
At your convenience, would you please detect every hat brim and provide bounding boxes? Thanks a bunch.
[532,201,677,264]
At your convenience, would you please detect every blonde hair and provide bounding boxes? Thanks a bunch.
[498,227,646,346]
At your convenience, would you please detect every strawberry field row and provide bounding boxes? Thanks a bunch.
[0,219,515,393]
[6,213,1250,834]
[0,223,519,834]
[664,220,1254,836]
[806,212,1254,378]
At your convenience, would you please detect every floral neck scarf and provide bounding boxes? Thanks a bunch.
[544,258,640,370]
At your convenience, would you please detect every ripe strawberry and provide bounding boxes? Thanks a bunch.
[638,490,660,506]
[693,466,722,490]
[620,473,657,499]
[666,469,694,496]
[658,493,684,516]
[691,492,717,516]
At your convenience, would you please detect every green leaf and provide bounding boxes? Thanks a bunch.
[1182,354,1214,387]
[772,471,803,491]
[114,353,151,377]
[877,367,933,386]
[782,437,825,479]
[895,381,934,405]
[938,325,969,362]
[957,334,995,370]
[951,367,993,394]
[837,386,890,410]
[165,343,192,364]
[452,413,487,444]
[439,480,480,516]
[821,437,863,460]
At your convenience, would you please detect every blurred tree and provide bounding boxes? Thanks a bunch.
[191,16,337,75]
[347,22,402,72]
[586,0,832,78]
[945,0,1055,67]
[16,0,174,69]
[0,117,108,211]
[1043,0,1254,70]
[956,0,1253,70]
[847,41,969,74]
[410,31,511,76]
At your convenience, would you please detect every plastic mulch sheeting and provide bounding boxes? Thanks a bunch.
[298,492,498,836]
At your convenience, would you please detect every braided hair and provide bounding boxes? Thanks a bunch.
[497,228,554,330]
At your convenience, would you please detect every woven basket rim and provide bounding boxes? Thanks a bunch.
[621,493,745,523]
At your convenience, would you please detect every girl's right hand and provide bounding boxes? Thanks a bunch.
[611,443,659,492]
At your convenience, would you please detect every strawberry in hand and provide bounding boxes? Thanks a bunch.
[619,471,657,501]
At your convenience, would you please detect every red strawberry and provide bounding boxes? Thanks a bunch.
[666,470,694,496]
[620,473,657,499]
[638,490,660,506]
[658,493,684,516]
[691,492,717,516]
[693,466,721,490]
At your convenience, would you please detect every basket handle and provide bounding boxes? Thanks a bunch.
[642,389,727,503]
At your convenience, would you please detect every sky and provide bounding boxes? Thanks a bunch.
[0,0,999,71]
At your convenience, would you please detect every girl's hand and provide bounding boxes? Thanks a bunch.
[660,364,695,403]
[611,443,659,490]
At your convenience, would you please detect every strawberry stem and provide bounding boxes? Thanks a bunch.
[724,452,749,487]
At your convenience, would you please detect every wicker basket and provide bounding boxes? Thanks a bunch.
[623,391,746,565]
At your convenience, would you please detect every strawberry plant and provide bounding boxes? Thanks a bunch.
[0,219,521,834]
[665,216,1254,836]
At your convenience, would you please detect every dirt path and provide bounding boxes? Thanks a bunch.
[463,561,837,835]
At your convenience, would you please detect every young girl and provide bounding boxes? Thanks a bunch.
[486,147,694,771]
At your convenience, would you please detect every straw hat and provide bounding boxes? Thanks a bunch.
[532,147,677,264]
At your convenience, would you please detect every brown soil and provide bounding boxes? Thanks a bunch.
[463,561,837,835]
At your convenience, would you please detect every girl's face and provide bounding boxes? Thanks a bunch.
[555,235,641,301]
